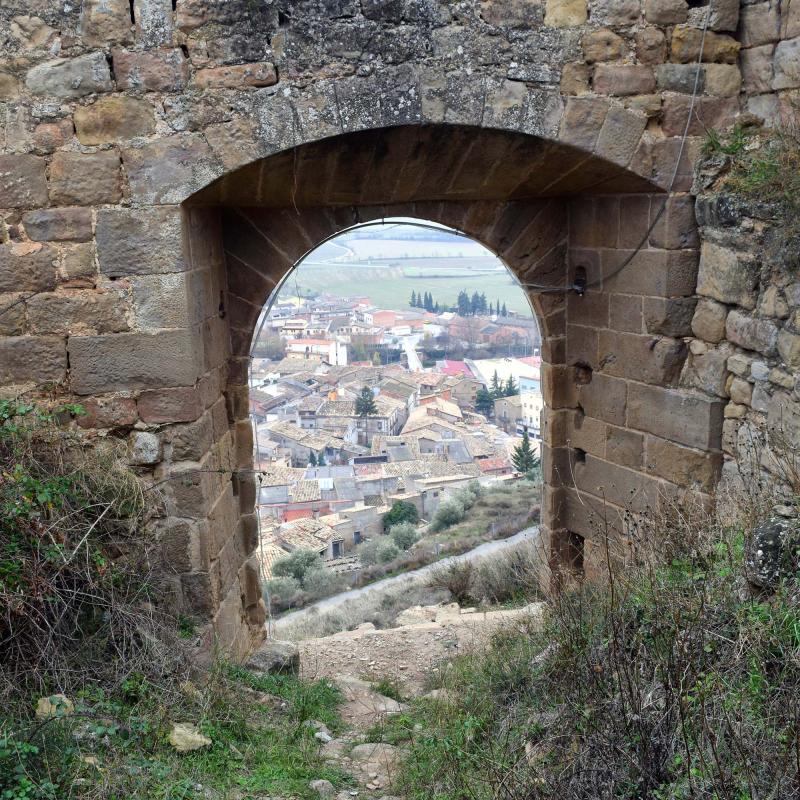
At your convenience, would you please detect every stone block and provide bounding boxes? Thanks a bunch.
[171,412,214,461]
[649,193,698,249]
[691,298,728,343]
[80,0,133,47]
[610,294,643,333]
[112,48,189,91]
[559,97,609,150]
[727,353,754,377]
[627,383,724,449]
[129,430,162,465]
[0,336,67,384]
[25,53,113,98]
[130,273,193,328]
[122,134,219,205]
[0,71,20,100]
[134,0,173,46]
[23,208,93,242]
[644,0,686,25]
[567,291,609,328]
[661,95,739,136]
[643,297,696,337]
[566,324,599,369]
[573,453,658,512]
[582,28,625,63]
[767,391,800,448]
[655,63,705,94]
[48,151,122,205]
[76,394,138,428]
[26,290,128,335]
[0,243,57,293]
[0,295,25,336]
[68,330,202,393]
[60,244,97,286]
[593,0,641,25]
[740,45,775,94]
[195,62,277,89]
[644,436,721,490]
[159,519,196,574]
[32,119,74,153]
[96,206,187,277]
[0,155,48,208]
[696,241,758,309]
[598,330,687,385]
[602,248,699,298]
[670,26,740,63]
[784,0,800,38]
[138,386,204,423]
[729,376,753,405]
[545,0,587,26]
[682,348,729,397]
[725,310,779,356]
[709,0,739,32]
[777,330,800,367]
[773,37,800,90]
[739,2,780,46]
[577,373,627,426]
[605,424,643,469]
[594,106,647,166]
[636,26,666,64]
[703,64,742,97]
[74,96,155,145]
[594,65,655,96]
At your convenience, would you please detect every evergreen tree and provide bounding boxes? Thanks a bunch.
[512,428,540,474]
[475,387,494,416]
[504,376,518,396]
[318,452,326,466]
[470,291,480,315]
[356,385,377,417]
[308,451,317,467]
[457,290,470,317]
[490,370,501,398]
[410,290,417,307]
[479,292,487,314]
[501,302,508,317]
[434,301,440,313]
[496,298,501,316]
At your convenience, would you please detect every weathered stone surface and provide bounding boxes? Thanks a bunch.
[682,348,729,397]
[644,0,686,25]
[592,0,640,25]
[636,26,666,64]
[696,241,758,309]
[27,290,128,334]
[729,376,752,405]
[645,435,721,490]
[691,298,728,342]
[74,96,155,144]
[703,64,741,97]
[195,62,277,89]
[777,330,800,367]
[77,394,138,428]
[23,208,93,242]
[643,296,696,337]
[627,383,724,449]
[593,65,655,96]
[655,63,705,94]
[139,386,203,423]
[0,294,26,336]
[68,331,201,393]
[582,29,624,63]
[48,151,122,205]
[741,45,775,94]
[80,0,133,47]
[709,0,739,32]
[545,0,587,26]
[25,53,113,98]
[773,37,800,90]
[745,517,798,589]
[0,243,57,293]
[32,119,74,154]
[725,310,779,356]
[135,0,173,47]
[0,336,67,384]
[112,48,189,91]
[122,134,219,204]
[670,26,740,64]
[594,106,647,166]
[0,155,48,208]
[661,95,739,136]
[0,71,21,99]
[96,207,186,277]
[739,2,781,47]
[246,639,300,674]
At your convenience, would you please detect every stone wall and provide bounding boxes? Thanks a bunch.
[0,0,796,654]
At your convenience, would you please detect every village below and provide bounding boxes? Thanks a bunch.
[249,223,544,618]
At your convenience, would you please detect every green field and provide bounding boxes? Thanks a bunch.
[285,263,536,317]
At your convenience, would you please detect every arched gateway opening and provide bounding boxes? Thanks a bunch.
[175,123,723,656]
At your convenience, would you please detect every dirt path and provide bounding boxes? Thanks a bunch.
[298,602,544,799]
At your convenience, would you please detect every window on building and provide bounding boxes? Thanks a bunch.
[353,530,362,545]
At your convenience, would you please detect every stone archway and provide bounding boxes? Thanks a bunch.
[168,121,723,654]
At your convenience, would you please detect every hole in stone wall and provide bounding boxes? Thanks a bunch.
[573,362,593,385]
[180,44,190,58]
[128,0,135,24]
[686,0,709,6]
[574,447,586,464]
[278,10,291,26]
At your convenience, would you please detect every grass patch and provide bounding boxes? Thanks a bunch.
[393,499,800,799]
[0,666,353,800]
[368,676,406,703]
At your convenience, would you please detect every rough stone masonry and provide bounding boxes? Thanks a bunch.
[0,0,797,656]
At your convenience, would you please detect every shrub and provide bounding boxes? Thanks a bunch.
[471,542,544,604]
[383,500,419,531]
[301,566,347,600]
[376,539,401,564]
[390,522,420,551]
[263,576,302,612]
[427,561,473,603]
[430,499,466,532]
[272,549,324,583]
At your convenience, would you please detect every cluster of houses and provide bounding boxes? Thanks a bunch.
[251,294,543,580]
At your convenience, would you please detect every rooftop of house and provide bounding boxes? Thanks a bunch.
[277,517,341,550]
